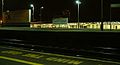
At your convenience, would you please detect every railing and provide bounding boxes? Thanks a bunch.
[30,22,120,30]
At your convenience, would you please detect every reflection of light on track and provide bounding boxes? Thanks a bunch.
[96,47,117,50]
[3,39,22,42]
[0,56,43,65]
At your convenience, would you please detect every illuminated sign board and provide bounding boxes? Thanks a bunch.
[52,18,68,24]
[111,4,120,8]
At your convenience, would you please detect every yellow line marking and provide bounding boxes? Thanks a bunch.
[1,46,120,64]
[0,56,43,65]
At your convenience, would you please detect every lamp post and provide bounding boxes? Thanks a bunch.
[40,6,44,21]
[101,0,104,31]
[76,0,81,29]
[30,4,34,21]
[2,0,4,24]
[110,3,112,30]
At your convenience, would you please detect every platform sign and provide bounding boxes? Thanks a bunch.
[52,18,68,24]
[111,4,120,8]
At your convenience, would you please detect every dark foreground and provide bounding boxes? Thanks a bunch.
[0,28,120,64]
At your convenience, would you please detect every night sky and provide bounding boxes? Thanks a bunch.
[0,0,120,22]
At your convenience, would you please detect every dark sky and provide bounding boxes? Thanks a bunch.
[0,0,120,22]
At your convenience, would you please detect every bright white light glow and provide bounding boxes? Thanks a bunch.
[76,0,81,4]
[30,4,34,7]
[41,6,44,9]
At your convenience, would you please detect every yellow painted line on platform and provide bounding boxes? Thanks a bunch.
[1,46,120,64]
[0,56,43,65]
